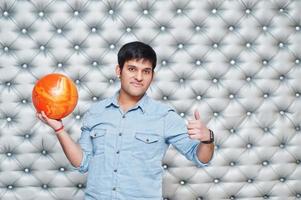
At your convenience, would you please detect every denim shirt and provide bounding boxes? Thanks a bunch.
[77,91,207,200]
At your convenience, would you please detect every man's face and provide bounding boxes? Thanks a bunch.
[116,59,154,98]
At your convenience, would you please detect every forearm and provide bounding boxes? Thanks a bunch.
[56,130,83,168]
[196,142,214,164]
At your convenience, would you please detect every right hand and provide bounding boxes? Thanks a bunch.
[36,111,63,131]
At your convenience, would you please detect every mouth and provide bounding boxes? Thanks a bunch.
[130,82,143,87]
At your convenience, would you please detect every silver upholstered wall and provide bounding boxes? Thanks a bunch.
[0,0,300,199]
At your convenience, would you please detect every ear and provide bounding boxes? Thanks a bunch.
[115,65,121,77]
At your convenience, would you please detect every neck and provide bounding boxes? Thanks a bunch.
[118,90,144,112]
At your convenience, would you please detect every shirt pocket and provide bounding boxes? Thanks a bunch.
[89,127,106,155]
[132,132,161,160]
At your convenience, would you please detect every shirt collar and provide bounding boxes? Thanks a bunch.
[105,90,148,113]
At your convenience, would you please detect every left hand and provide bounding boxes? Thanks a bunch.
[187,110,210,142]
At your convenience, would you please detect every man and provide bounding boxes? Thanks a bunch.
[37,41,214,200]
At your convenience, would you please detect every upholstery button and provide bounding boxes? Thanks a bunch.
[162,164,168,169]
[230,59,236,65]
[245,8,251,14]
[195,25,201,32]
[296,160,300,164]
[41,150,47,155]
[3,46,9,51]
[278,42,284,48]
[213,112,219,117]
[295,59,300,64]
[74,10,79,16]
[296,193,300,198]
[229,94,235,99]
[263,127,269,132]
[279,143,285,149]
[180,112,185,117]
[211,8,217,14]
[246,76,252,82]
[75,115,81,120]
[7,185,13,190]
[91,27,97,32]
[230,128,235,133]
[212,78,218,83]
[263,194,269,199]
[42,184,48,189]
[92,61,98,66]
[262,26,268,31]
[196,197,203,200]
[195,59,202,66]
[279,110,285,115]
[161,60,167,65]
[6,152,12,157]
[109,44,115,49]
[279,177,286,182]
[40,45,45,51]
[246,143,252,149]
[296,26,300,31]
[6,117,12,122]
[143,9,148,15]
[296,92,300,97]
[295,126,300,131]
[21,28,27,34]
[24,134,30,139]
[245,42,252,48]
[179,78,184,83]
[22,63,28,68]
[126,27,132,32]
[109,9,114,15]
[6,82,11,87]
[75,79,80,84]
[196,95,202,100]
[38,11,44,17]
[180,180,185,185]
[262,59,268,65]
[228,25,235,31]
[59,167,65,172]
[77,183,83,188]
[176,8,182,14]
[162,96,168,100]
[230,195,236,200]
[24,168,30,173]
[247,178,253,183]
[160,26,166,31]
[57,28,62,34]
[109,79,114,84]
[229,161,236,166]
[213,178,220,184]
[279,8,284,13]
[57,63,63,68]
[92,96,98,101]
[178,43,184,49]
[279,75,285,81]
[212,43,219,48]
[263,93,269,98]
[246,111,252,116]
[3,11,9,16]
[74,45,80,50]
[262,160,269,166]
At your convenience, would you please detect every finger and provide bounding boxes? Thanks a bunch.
[187,123,201,130]
[188,129,199,135]
[194,110,200,120]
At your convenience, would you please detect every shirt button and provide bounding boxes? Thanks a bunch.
[122,115,126,118]
[146,139,149,143]
[114,169,117,172]
[119,132,122,136]
[112,187,116,191]
[116,150,120,154]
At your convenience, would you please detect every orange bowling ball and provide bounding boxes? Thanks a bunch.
[32,73,78,119]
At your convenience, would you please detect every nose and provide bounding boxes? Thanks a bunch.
[135,71,143,81]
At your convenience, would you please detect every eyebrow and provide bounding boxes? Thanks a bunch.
[127,65,152,71]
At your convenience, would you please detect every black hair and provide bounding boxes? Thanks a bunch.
[117,41,157,70]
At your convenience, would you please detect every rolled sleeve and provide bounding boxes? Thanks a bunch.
[75,113,93,173]
[164,110,208,168]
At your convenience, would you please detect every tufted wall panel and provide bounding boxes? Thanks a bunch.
[0,0,301,199]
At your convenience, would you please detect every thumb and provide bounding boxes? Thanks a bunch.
[194,110,201,120]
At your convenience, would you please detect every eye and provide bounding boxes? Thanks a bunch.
[143,70,152,75]
[128,67,135,72]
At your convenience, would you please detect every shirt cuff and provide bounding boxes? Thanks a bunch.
[74,151,91,173]
[193,143,209,167]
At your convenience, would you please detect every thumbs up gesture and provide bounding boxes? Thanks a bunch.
[187,110,211,142]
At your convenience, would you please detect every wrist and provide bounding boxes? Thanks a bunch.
[54,124,64,134]
[201,129,214,144]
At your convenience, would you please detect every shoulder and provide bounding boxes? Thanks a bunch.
[146,97,177,116]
